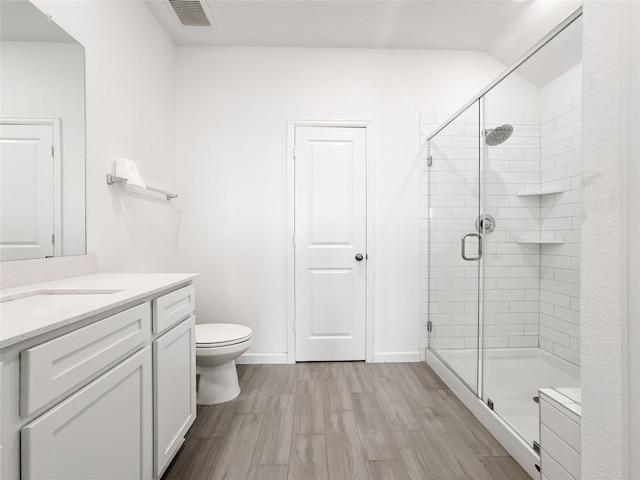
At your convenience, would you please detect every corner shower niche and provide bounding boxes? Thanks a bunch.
[516,189,567,244]
[419,10,582,478]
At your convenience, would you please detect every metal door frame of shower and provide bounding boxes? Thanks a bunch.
[477,98,486,401]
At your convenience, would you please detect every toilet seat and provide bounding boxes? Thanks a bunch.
[196,323,252,348]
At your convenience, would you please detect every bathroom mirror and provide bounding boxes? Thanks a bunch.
[0,0,86,261]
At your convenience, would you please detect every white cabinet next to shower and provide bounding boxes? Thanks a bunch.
[538,388,582,480]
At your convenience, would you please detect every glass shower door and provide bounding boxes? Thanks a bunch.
[427,100,482,393]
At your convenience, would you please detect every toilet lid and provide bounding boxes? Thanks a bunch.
[196,323,252,347]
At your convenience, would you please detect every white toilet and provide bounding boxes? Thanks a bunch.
[195,323,253,405]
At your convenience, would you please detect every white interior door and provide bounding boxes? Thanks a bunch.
[0,123,54,261]
[294,126,367,361]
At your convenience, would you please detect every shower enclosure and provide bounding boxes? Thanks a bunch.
[420,9,582,473]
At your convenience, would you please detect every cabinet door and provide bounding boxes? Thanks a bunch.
[154,315,196,477]
[21,347,152,480]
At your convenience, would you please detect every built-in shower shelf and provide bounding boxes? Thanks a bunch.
[516,238,566,244]
[517,187,565,197]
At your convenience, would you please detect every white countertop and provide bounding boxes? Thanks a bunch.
[540,387,582,421]
[0,273,198,349]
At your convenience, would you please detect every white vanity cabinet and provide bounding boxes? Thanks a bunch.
[152,285,197,477]
[0,276,197,480]
[539,388,582,480]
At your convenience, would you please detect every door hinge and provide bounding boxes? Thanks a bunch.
[293,146,296,159]
[427,320,433,333]
[51,146,54,157]
[533,441,540,454]
[487,398,494,410]
[51,233,55,245]
[427,155,433,167]
[293,234,296,246]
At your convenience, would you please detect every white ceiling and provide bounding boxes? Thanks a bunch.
[1,0,580,88]
[145,0,533,50]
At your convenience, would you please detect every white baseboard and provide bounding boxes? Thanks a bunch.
[372,351,421,363]
[425,349,538,479]
[236,353,289,364]
[237,351,420,364]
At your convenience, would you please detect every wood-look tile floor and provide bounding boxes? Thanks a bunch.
[162,362,530,480]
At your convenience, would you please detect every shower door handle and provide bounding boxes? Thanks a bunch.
[461,233,483,261]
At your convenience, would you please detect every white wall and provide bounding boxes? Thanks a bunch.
[175,47,506,362]
[581,2,627,478]
[30,0,179,273]
[0,41,85,256]
[627,3,640,477]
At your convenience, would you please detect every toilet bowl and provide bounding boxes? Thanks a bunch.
[195,323,253,405]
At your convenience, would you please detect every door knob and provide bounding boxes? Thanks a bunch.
[355,253,364,261]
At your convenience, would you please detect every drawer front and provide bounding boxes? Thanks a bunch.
[153,284,195,334]
[541,399,581,453]
[541,425,581,479]
[21,302,151,416]
[541,448,576,480]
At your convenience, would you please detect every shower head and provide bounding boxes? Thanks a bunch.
[484,124,514,146]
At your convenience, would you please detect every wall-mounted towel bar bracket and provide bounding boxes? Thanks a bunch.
[106,174,178,200]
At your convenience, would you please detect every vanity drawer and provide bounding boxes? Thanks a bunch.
[153,284,195,334]
[20,302,151,416]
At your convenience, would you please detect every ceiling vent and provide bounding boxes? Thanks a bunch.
[167,0,212,27]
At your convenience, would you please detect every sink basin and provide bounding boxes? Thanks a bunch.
[1,289,122,304]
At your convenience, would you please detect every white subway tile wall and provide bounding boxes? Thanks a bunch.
[419,66,581,367]
[483,112,543,357]
[538,67,582,365]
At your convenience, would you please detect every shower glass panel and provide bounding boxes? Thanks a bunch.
[481,15,582,448]
[423,11,582,454]
[426,101,481,394]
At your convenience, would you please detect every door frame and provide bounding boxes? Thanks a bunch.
[286,120,374,363]
[0,117,62,257]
